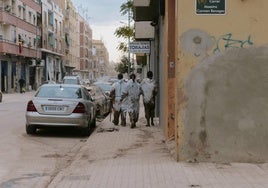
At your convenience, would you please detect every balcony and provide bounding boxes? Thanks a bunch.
[0,39,41,58]
[0,10,37,33]
[133,0,164,22]
[133,0,150,6]
[21,0,41,13]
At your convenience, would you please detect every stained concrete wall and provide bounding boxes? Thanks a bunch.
[177,0,268,162]
[184,47,268,162]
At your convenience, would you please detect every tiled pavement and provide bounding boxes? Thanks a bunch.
[4,92,268,188]
[47,106,268,188]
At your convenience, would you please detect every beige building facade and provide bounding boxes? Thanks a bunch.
[175,0,268,162]
[0,0,109,93]
[92,39,109,79]
[41,0,64,83]
[0,0,42,92]
[74,14,93,82]
[135,0,268,163]
[60,0,79,76]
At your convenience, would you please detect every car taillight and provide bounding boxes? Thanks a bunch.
[73,102,85,113]
[27,100,37,112]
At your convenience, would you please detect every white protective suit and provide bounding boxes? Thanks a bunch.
[141,78,157,103]
[121,79,141,113]
[121,78,141,128]
[111,79,127,111]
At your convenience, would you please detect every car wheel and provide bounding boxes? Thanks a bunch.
[91,117,96,128]
[82,123,91,137]
[26,125,36,135]
[82,115,96,136]
[96,105,101,117]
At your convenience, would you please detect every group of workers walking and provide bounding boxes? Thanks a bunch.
[109,71,158,129]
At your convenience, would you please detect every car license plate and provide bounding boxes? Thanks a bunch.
[44,106,65,112]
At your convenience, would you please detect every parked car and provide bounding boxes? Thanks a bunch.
[62,76,81,85]
[42,80,56,85]
[25,84,96,136]
[108,77,119,85]
[86,85,111,118]
[92,81,112,96]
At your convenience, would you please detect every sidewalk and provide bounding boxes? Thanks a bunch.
[2,91,36,103]
[46,104,268,187]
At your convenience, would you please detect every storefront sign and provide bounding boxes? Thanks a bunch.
[196,0,225,15]
[129,41,150,54]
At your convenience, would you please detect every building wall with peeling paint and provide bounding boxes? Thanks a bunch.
[176,0,268,162]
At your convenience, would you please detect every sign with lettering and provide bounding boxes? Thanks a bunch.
[196,0,225,15]
[129,41,150,54]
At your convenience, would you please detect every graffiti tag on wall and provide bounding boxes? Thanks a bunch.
[213,33,254,54]
[180,29,254,57]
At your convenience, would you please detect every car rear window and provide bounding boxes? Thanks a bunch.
[63,76,81,85]
[95,83,112,91]
[36,86,82,99]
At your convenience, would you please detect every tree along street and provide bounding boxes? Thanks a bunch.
[0,92,93,187]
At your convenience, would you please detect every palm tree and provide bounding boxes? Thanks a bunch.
[114,0,134,74]
[115,55,135,74]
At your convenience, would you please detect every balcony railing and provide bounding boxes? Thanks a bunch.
[0,38,41,58]
[0,10,37,33]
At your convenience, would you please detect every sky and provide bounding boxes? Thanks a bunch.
[71,0,128,63]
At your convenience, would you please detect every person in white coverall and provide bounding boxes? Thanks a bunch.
[121,74,142,128]
[110,73,127,126]
[141,71,158,127]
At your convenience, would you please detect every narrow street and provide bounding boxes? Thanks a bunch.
[0,92,95,187]
[1,92,268,188]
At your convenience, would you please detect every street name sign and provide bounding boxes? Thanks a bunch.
[196,0,226,15]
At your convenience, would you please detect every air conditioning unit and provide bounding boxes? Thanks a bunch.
[30,59,36,66]
[40,60,45,66]
[5,5,11,11]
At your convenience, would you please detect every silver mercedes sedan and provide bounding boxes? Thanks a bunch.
[25,84,96,136]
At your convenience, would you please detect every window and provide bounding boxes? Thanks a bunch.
[28,37,32,47]
[48,32,54,46]
[85,60,89,69]
[18,6,21,18]
[28,11,32,23]
[43,11,47,27]
[33,15,36,25]
[43,34,47,47]
[65,33,70,47]
[23,8,26,20]
[55,39,57,49]
[48,10,53,26]
[59,21,62,35]
[59,41,62,51]
[55,19,58,33]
